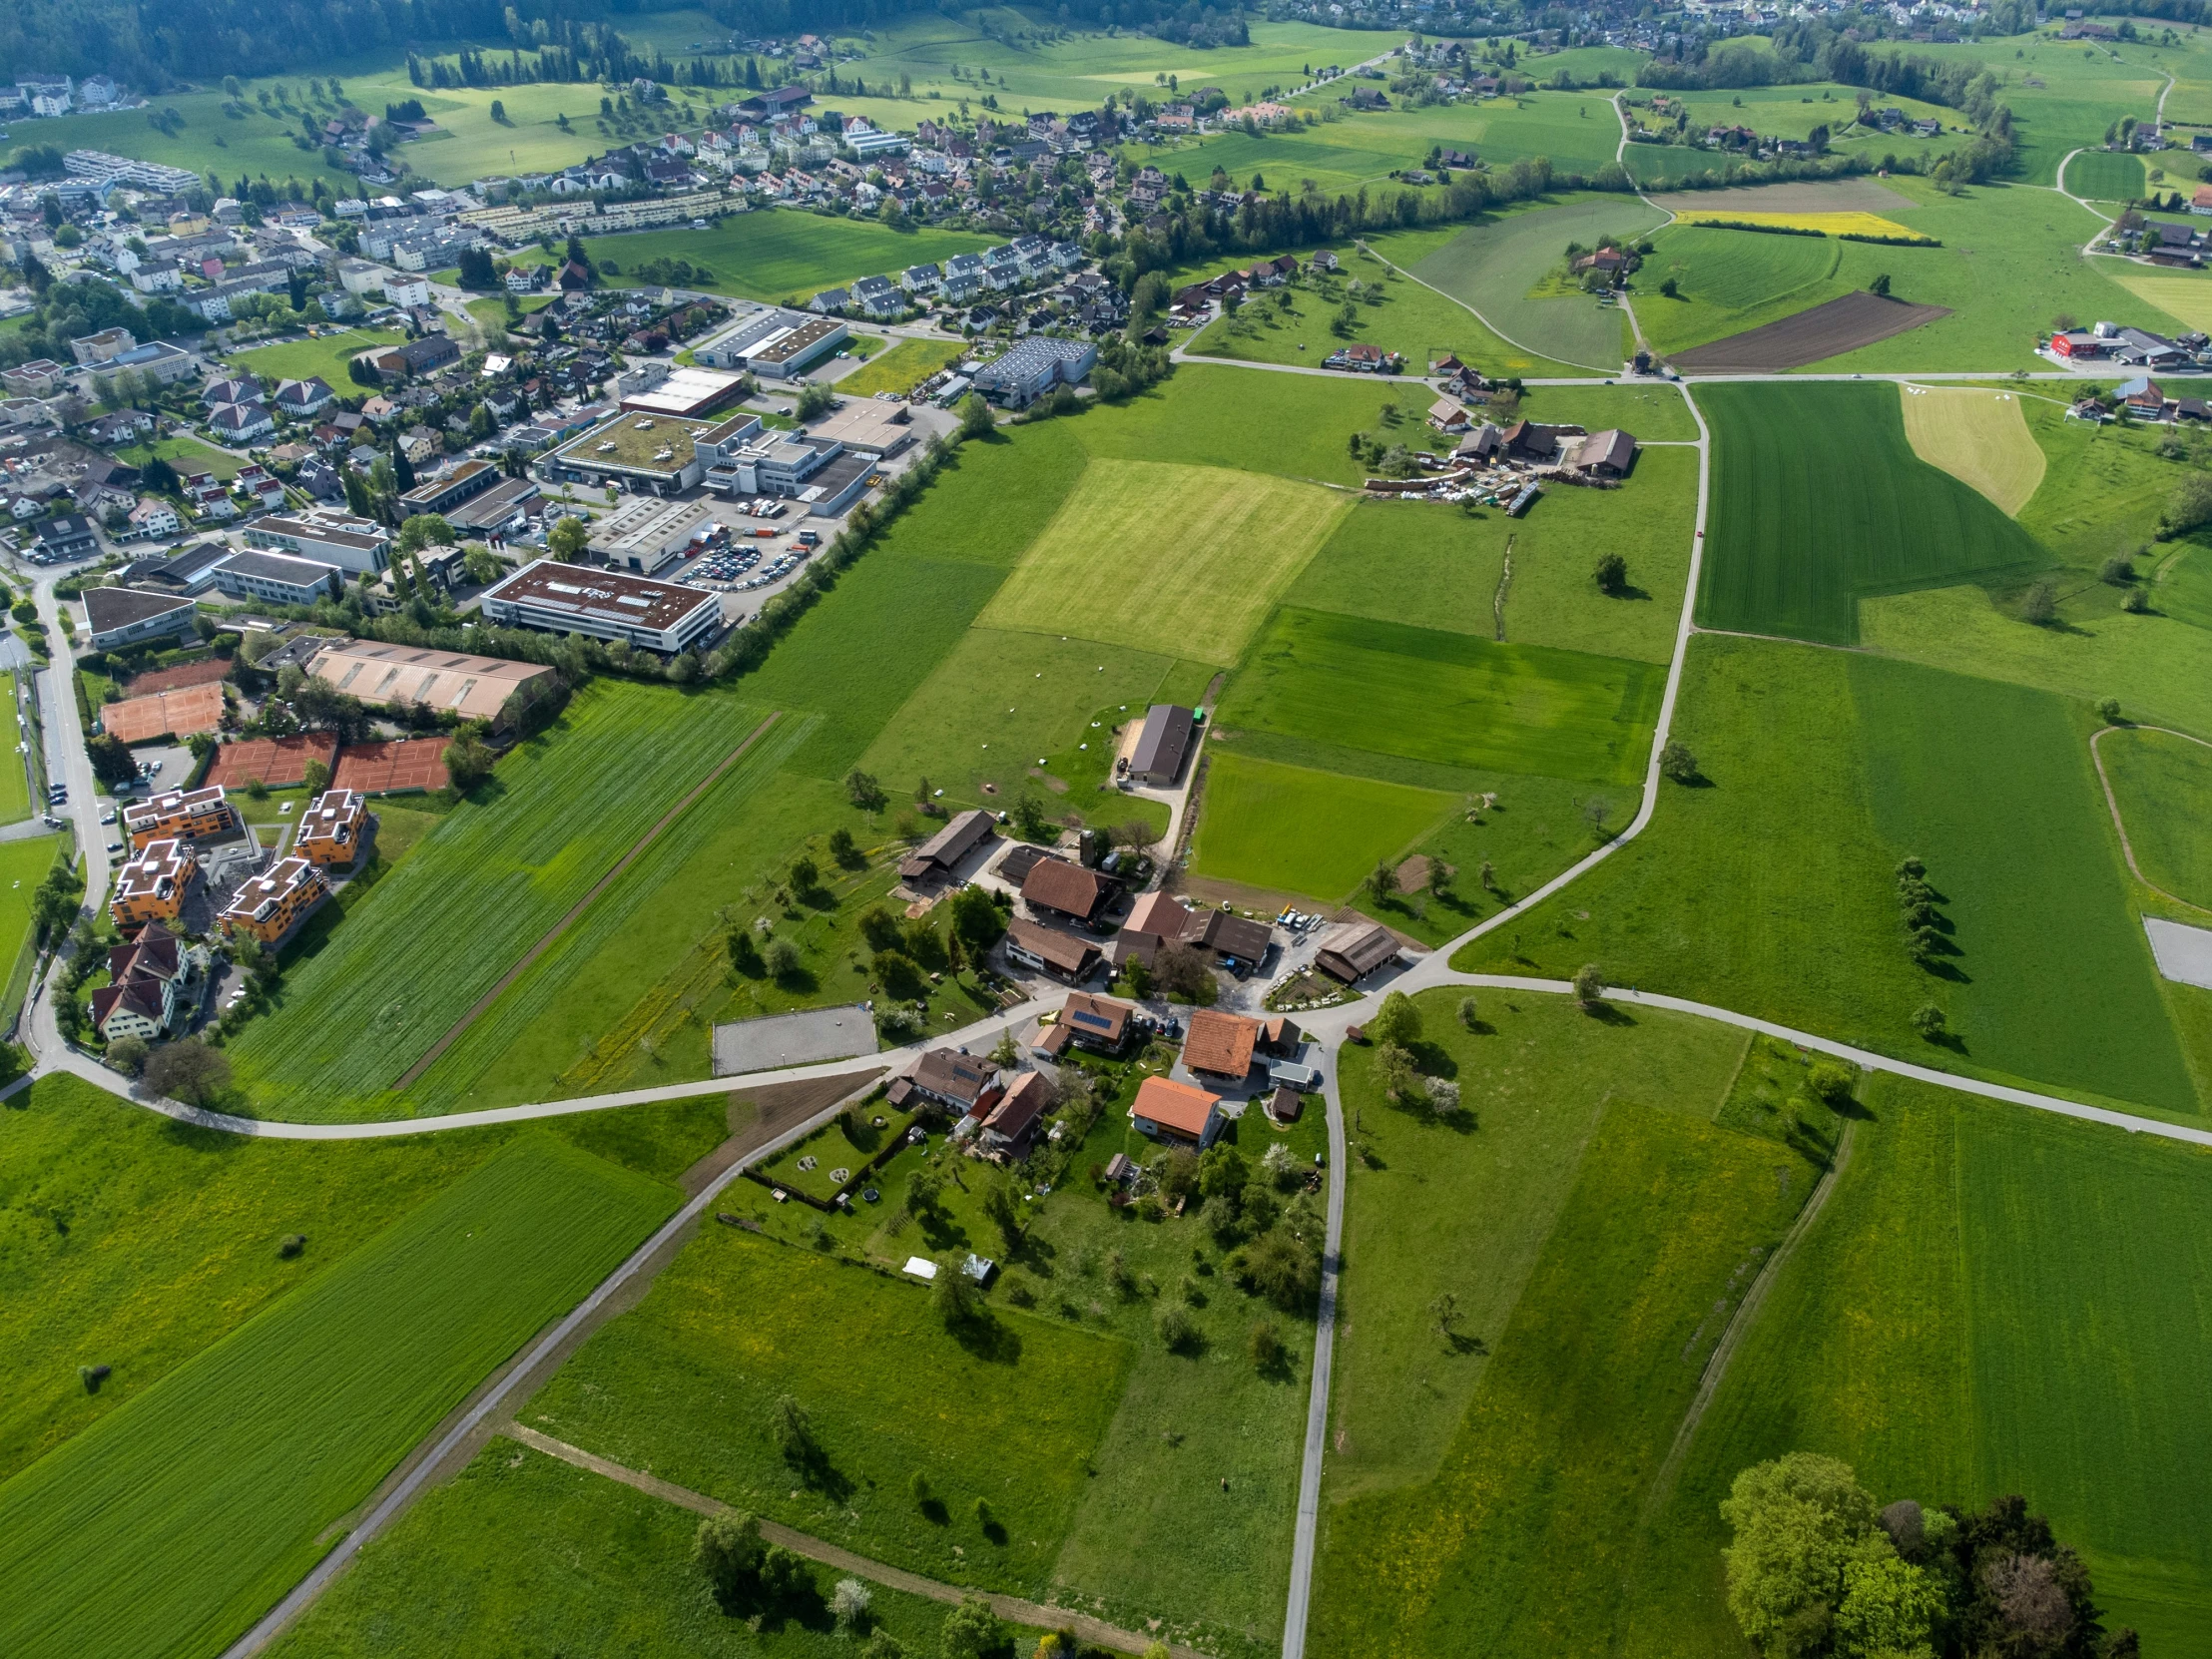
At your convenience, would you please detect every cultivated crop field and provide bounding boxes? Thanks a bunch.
[2099,726,2212,910]
[1190,750,1454,903]
[1896,384,2046,514]
[524,1226,1130,1597]
[224,681,776,1115]
[1411,196,1665,370]
[1667,288,1950,372]
[977,459,1350,665]
[0,1136,676,1659]
[1218,608,1666,789]
[1694,380,2046,643]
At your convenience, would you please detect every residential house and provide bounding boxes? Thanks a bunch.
[978,1069,1052,1157]
[1181,1007,1263,1084]
[124,786,237,850]
[1040,990,1134,1058]
[32,514,100,563]
[894,1047,1004,1116]
[220,855,330,945]
[108,843,199,931]
[273,377,336,418]
[208,401,276,442]
[1130,1074,1225,1149]
[1003,916,1101,981]
[851,274,903,319]
[128,498,182,539]
[295,789,367,866]
[90,922,206,1041]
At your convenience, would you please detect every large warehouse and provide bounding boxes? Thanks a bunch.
[545,413,710,496]
[478,559,724,654]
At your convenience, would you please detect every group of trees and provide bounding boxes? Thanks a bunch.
[1366,989,1460,1119]
[1723,1452,2136,1659]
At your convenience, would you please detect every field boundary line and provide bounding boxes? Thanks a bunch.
[1353,238,1622,374]
[392,712,783,1091]
[220,1066,883,1658]
[1645,1115,1859,1509]
[2087,723,2212,917]
[500,1424,1214,1659]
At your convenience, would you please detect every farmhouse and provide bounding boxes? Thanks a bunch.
[1315,918,1401,982]
[124,785,237,850]
[1127,703,1197,786]
[1181,1007,1263,1083]
[306,640,556,726]
[1130,1074,1225,1149]
[895,1047,1003,1115]
[1003,915,1101,981]
[1184,905,1273,969]
[978,1068,1052,1157]
[1020,855,1114,924]
[295,789,367,866]
[220,855,330,946]
[479,560,724,654]
[896,808,995,883]
[109,839,199,930]
[83,587,198,652]
[1567,428,1637,476]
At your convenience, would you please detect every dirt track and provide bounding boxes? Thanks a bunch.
[1667,290,1950,373]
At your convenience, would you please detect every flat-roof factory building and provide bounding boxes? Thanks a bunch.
[479,559,725,654]
[692,302,849,379]
[545,413,709,496]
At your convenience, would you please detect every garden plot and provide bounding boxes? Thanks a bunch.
[713,1005,879,1075]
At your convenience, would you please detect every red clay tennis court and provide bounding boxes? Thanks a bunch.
[100,683,226,745]
[120,658,232,697]
[333,737,450,794]
[207,734,339,789]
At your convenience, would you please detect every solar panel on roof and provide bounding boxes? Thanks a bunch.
[1071,1010,1113,1031]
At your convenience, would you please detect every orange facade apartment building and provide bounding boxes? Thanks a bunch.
[109,838,199,931]
[123,785,237,851]
[220,856,329,945]
[294,789,366,866]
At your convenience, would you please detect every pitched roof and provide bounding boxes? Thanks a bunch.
[84,586,195,634]
[1124,888,1192,939]
[909,1047,995,1107]
[1189,907,1272,963]
[1058,990,1131,1045]
[1021,855,1110,918]
[982,1070,1052,1144]
[898,808,994,877]
[1316,919,1401,979]
[1005,916,1098,975]
[1132,1074,1221,1139]
[1182,1007,1261,1078]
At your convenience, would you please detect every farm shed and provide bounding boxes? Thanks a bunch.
[1128,703,1197,786]
[1314,920,1402,983]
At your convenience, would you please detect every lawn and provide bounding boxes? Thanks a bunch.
[1896,383,2046,515]
[1410,195,1667,370]
[0,672,29,825]
[229,327,404,388]
[0,1134,678,1659]
[1189,750,1455,903]
[524,1226,1131,1600]
[832,337,964,397]
[1216,608,1666,790]
[0,834,60,1029]
[223,679,777,1115]
[977,458,1352,666]
[1627,1075,2212,1656]
[1454,634,2198,1116]
[2100,725,2212,910]
[1693,380,2048,644]
[116,434,245,481]
[268,1439,1062,1659]
[567,210,992,305]
[1311,998,1827,1658]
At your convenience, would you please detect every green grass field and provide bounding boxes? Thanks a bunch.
[1217,608,1665,790]
[1411,195,1666,370]
[1638,223,1846,355]
[2100,726,2212,909]
[0,1135,676,1659]
[977,459,1351,666]
[1313,995,1825,1657]
[229,328,404,388]
[268,1439,1061,1659]
[562,210,991,304]
[224,680,775,1114]
[525,1226,1130,1599]
[0,673,30,826]
[1694,380,2048,644]
[1454,634,2198,1115]
[1623,84,1957,188]
[1189,749,1454,902]
[2064,146,2147,200]
[1628,1074,2212,1656]
[832,337,964,397]
[116,434,245,481]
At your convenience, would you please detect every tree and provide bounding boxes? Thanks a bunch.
[765,937,803,980]
[1660,276,1679,298]
[144,1037,232,1106]
[796,380,835,421]
[769,1392,816,1465]
[547,514,591,561]
[1457,994,1479,1030]
[828,827,858,865]
[1375,1041,1416,1102]
[845,769,885,810]
[1593,551,1628,595]
[1367,988,1421,1048]
[301,759,331,798]
[941,1598,1007,1659]
[396,512,454,555]
[86,733,138,790]
[1249,1319,1286,1369]
[1571,962,1605,1007]
[1834,1551,1943,1657]
[106,1034,149,1077]
[949,882,1007,955]
[463,543,502,585]
[957,394,996,441]
[693,1509,766,1600]
[1869,273,1893,297]
[1720,1453,1884,1658]
[933,1258,984,1329]
[1911,1003,1947,1041]
[2020,580,2058,625]
[2165,470,2212,534]
[1366,859,1394,905]
[873,948,923,999]
[1241,1228,1321,1312]
[981,1177,1022,1249]
[1660,739,1700,784]
[444,730,495,794]
[831,1577,871,1631]
[390,437,416,493]
[1426,1076,1461,1117]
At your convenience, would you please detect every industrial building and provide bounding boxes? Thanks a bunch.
[478,560,724,654]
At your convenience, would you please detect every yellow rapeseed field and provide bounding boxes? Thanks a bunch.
[1682,211,1928,240]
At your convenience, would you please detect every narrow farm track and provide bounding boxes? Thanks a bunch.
[392,711,783,1091]
[501,1424,1214,1659]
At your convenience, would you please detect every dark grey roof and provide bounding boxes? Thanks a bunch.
[1129,703,1194,781]
[155,541,236,581]
[215,549,338,584]
[84,585,195,631]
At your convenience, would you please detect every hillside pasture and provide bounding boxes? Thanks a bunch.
[1897,384,2047,514]
[977,459,1350,665]
[523,1226,1129,1598]
[1218,607,1666,789]
[1411,196,1665,370]
[1189,750,1455,903]
[2063,146,2147,202]
[0,1136,676,1659]
[1694,380,2048,644]
[2099,726,2212,911]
